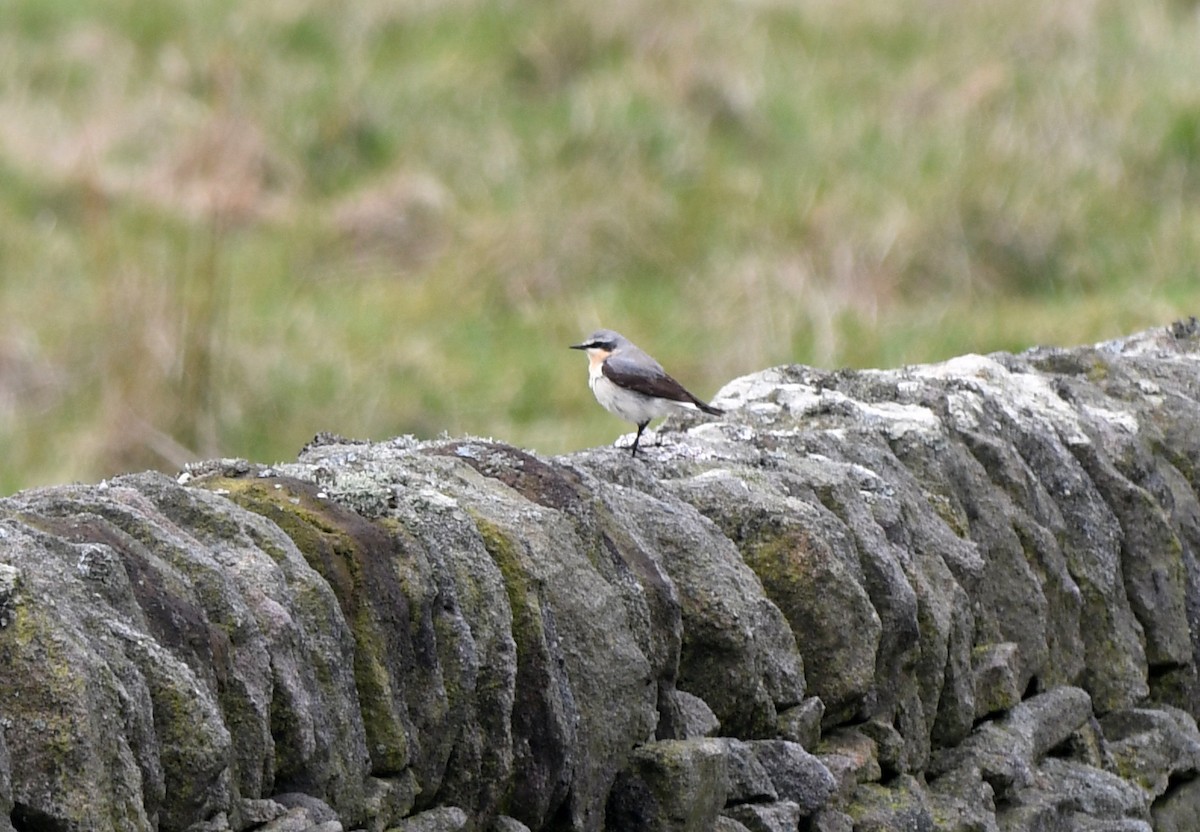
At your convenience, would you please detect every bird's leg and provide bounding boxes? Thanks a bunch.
[631,421,649,457]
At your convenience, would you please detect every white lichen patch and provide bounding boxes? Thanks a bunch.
[852,401,942,441]
[946,390,985,432]
[913,354,1092,446]
[417,488,459,510]
[714,369,822,416]
[1082,405,1139,436]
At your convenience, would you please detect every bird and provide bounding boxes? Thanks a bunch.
[570,328,723,457]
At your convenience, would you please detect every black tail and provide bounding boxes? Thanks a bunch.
[694,398,723,416]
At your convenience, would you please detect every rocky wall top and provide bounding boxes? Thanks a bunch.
[3,321,1200,832]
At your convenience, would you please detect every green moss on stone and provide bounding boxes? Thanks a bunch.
[922,491,970,538]
[215,477,412,772]
[1085,358,1111,383]
[471,515,538,650]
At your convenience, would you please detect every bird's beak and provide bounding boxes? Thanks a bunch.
[569,343,587,350]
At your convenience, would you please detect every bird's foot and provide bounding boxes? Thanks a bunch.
[615,430,655,450]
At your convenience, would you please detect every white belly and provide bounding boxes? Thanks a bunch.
[589,367,697,425]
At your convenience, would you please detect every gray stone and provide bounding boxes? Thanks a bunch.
[1009,687,1094,760]
[1152,777,1200,832]
[674,689,720,739]
[673,482,881,727]
[714,817,753,832]
[1067,819,1152,832]
[817,753,861,804]
[256,808,312,832]
[995,803,1070,832]
[859,718,909,775]
[777,697,824,749]
[184,812,231,832]
[597,481,806,739]
[721,800,801,832]
[1100,706,1200,799]
[927,765,999,832]
[815,729,881,785]
[1059,715,1108,770]
[846,774,934,831]
[972,642,1023,719]
[714,739,777,804]
[1031,758,1149,820]
[239,798,288,826]
[0,724,11,832]
[808,808,854,832]
[747,739,836,815]
[0,562,18,629]
[388,807,468,832]
[929,687,1094,798]
[605,739,728,832]
[273,793,340,824]
[490,816,532,832]
[364,773,420,831]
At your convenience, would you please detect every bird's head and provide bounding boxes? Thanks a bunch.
[569,329,628,358]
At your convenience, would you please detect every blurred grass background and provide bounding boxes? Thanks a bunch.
[2,0,1199,493]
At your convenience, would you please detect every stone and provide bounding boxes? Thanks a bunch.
[0,726,11,832]
[674,690,720,739]
[816,729,881,785]
[777,697,824,749]
[721,800,801,832]
[972,643,1023,719]
[817,754,861,804]
[995,803,1070,832]
[808,808,854,832]
[387,807,468,832]
[183,812,231,832]
[604,739,728,832]
[0,562,18,629]
[747,739,836,815]
[858,719,908,776]
[364,773,420,830]
[273,793,340,824]
[929,687,1094,800]
[714,817,753,832]
[1152,777,1200,832]
[715,739,777,804]
[1009,687,1094,760]
[254,808,310,832]
[1029,758,1149,820]
[1100,707,1200,798]
[927,765,999,832]
[1067,818,1152,832]
[674,484,881,727]
[845,775,934,831]
[239,798,288,826]
[597,481,806,739]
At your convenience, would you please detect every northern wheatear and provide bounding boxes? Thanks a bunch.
[570,329,723,457]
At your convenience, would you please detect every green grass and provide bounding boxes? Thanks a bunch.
[2,0,1200,493]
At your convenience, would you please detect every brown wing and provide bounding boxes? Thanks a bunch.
[602,353,723,415]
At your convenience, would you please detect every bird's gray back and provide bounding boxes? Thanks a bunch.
[605,345,667,379]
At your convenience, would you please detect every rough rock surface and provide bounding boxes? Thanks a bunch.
[3,321,1200,831]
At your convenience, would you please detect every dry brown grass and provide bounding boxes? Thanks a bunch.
[1,0,1199,491]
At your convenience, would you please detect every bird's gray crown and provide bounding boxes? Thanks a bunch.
[578,329,629,350]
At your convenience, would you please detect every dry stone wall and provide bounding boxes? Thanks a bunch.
[3,321,1200,831]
